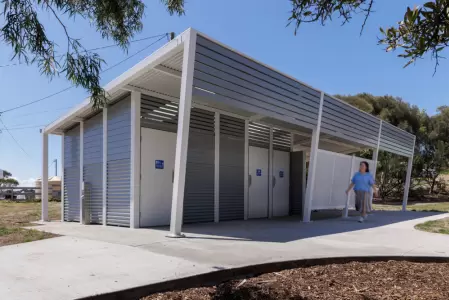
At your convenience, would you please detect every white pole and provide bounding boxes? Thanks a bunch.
[370,120,382,211]
[402,144,415,211]
[79,121,84,224]
[61,133,65,222]
[214,112,220,223]
[41,132,49,221]
[303,91,324,222]
[343,155,356,218]
[130,91,141,228]
[168,29,197,237]
[268,127,274,218]
[102,107,108,226]
[244,120,249,220]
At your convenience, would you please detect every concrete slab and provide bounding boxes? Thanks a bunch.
[0,236,214,300]
[1,211,448,299]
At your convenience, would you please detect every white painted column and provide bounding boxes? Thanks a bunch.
[60,133,65,222]
[79,121,84,224]
[369,120,382,211]
[168,30,197,237]
[244,120,249,220]
[343,155,356,218]
[303,91,324,222]
[214,112,220,223]
[102,107,108,225]
[268,127,274,218]
[402,142,415,211]
[130,91,141,229]
[41,132,49,221]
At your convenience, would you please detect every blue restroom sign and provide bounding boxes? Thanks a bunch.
[279,170,284,178]
[155,160,164,169]
[256,169,262,176]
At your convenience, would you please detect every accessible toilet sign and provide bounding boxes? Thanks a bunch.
[155,160,164,169]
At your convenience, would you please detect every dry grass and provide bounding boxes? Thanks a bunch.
[0,201,60,246]
[415,217,449,235]
[373,202,449,213]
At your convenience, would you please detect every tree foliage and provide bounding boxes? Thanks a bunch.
[1,0,146,107]
[0,177,18,187]
[338,93,449,199]
[288,0,449,70]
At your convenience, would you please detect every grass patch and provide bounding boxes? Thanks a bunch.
[415,217,449,235]
[0,201,60,246]
[373,202,449,213]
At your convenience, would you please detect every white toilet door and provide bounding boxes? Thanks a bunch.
[248,146,269,218]
[273,150,290,217]
[140,128,177,227]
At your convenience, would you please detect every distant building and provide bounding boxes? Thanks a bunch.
[35,176,61,200]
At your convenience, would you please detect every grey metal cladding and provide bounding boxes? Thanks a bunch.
[194,35,320,129]
[141,94,179,132]
[219,115,245,221]
[249,122,270,148]
[273,128,291,152]
[107,97,131,226]
[321,95,380,148]
[83,112,103,224]
[380,121,415,157]
[183,109,215,223]
[64,125,80,222]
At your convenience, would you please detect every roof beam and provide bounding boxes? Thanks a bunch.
[154,65,182,78]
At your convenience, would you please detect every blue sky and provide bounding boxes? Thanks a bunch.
[0,0,447,185]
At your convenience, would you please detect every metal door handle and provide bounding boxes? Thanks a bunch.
[248,174,252,187]
[273,176,276,188]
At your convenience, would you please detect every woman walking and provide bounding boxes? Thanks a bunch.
[346,161,377,223]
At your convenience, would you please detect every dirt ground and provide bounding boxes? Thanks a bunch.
[0,201,60,246]
[143,261,449,300]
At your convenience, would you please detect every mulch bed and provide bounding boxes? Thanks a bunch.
[143,261,449,299]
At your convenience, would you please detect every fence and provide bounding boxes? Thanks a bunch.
[0,186,61,201]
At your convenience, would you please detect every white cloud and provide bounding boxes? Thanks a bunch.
[12,177,37,187]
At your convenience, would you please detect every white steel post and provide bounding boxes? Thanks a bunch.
[369,120,382,212]
[343,155,356,218]
[268,127,274,218]
[303,91,324,222]
[102,107,108,225]
[168,29,197,237]
[41,132,49,221]
[402,140,415,211]
[130,91,141,229]
[214,112,220,223]
[61,133,65,222]
[79,121,84,224]
[244,120,249,220]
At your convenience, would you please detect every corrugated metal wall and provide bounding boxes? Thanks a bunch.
[183,108,215,223]
[321,95,381,148]
[219,115,245,221]
[83,112,103,224]
[107,97,131,226]
[380,121,415,157]
[193,35,321,130]
[64,125,80,222]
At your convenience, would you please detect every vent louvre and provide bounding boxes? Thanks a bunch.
[249,122,270,148]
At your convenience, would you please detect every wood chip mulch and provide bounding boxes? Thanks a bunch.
[142,261,449,299]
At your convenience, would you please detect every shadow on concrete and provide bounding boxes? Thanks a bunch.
[150,210,444,243]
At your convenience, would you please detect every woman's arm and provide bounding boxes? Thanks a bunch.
[346,183,355,194]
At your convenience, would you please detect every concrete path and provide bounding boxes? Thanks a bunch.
[1,211,448,299]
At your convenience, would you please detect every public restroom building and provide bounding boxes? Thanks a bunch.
[41,28,416,237]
